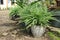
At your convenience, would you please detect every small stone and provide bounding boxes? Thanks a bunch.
[11,34,16,37]
[17,29,20,32]
[12,30,17,35]
[2,32,8,36]
[16,38,20,40]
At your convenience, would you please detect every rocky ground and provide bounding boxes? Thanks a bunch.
[0,10,49,40]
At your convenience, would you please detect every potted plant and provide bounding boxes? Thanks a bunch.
[9,5,21,21]
[19,1,55,37]
[9,0,29,21]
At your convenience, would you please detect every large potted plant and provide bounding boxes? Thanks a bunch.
[19,1,55,37]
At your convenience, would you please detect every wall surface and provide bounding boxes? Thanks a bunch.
[0,0,11,9]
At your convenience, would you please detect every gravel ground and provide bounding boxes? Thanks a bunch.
[0,10,49,40]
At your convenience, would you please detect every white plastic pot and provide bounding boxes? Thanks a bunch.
[31,25,46,38]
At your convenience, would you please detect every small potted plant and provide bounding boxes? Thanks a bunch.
[9,5,21,21]
[19,1,55,37]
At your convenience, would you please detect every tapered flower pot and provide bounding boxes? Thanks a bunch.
[31,25,46,38]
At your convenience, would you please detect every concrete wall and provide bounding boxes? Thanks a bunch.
[0,0,11,9]
[8,0,11,7]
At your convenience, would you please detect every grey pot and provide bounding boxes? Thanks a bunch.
[31,25,46,38]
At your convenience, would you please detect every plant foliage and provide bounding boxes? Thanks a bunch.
[48,32,60,40]
[9,5,21,20]
[19,1,54,29]
[16,0,29,8]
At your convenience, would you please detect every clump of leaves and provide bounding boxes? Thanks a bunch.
[16,0,29,8]
[9,5,22,20]
[19,1,54,29]
[16,0,40,8]
[48,32,60,40]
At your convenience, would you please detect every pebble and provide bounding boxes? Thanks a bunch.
[2,32,8,36]
[12,30,17,35]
